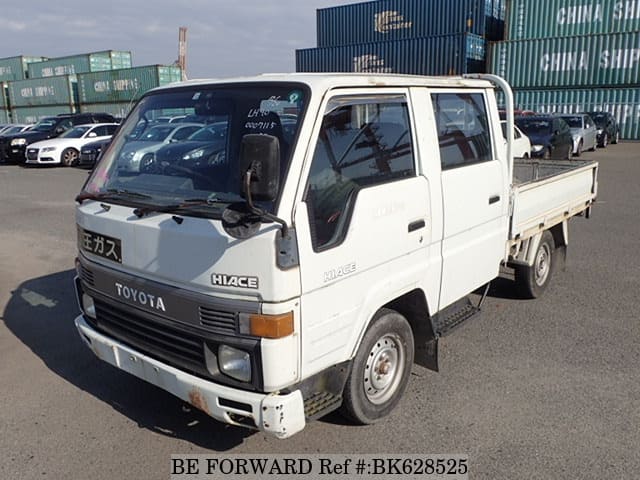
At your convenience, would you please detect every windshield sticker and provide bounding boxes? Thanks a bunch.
[288,90,302,104]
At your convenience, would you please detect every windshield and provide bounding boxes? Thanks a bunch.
[561,116,583,128]
[84,83,308,216]
[32,118,58,132]
[4,125,28,134]
[61,126,91,138]
[138,125,176,141]
[589,113,607,127]
[516,119,551,135]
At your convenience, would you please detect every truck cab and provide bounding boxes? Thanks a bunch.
[74,74,597,438]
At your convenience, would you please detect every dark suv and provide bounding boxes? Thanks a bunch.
[585,111,620,147]
[0,112,116,163]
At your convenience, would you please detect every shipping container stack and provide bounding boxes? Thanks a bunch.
[0,50,182,123]
[78,65,183,118]
[489,0,640,139]
[0,56,48,123]
[296,0,505,76]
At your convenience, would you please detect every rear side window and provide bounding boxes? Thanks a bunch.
[305,95,415,250]
[432,92,492,169]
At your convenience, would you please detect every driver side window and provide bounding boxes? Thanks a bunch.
[305,95,415,251]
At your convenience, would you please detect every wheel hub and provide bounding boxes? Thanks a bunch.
[364,334,404,404]
[535,243,551,286]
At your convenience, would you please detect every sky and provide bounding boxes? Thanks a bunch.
[1,0,364,79]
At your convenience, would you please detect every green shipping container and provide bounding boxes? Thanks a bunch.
[27,50,132,78]
[11,105,74,124]
[511,87,640,140]
[0,109,9,123]
[8,75,78,108]
[489,31,640,88]
[507,0,640,40]
[78,65,183,104]
[0,56,47,81]
[0,82,7,109]
[79,102,133,119]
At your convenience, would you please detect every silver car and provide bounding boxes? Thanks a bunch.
[558,114,597,157]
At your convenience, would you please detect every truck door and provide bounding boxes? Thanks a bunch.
[293,90,432,378]
[430,90,509,309]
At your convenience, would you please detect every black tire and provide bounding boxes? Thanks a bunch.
[61,147,79,167]
[340,308,414,424]
[515,230,555,299]
[575,140,582,157]
[600,133,608,148]
[612,130,620,144]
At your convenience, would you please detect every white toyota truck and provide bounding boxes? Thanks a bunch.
[73,73,598,438]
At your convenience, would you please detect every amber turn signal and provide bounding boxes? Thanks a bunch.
[241,312,294,339]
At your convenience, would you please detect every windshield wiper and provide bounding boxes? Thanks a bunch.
[75,188,152,204]
[132,198,222,218]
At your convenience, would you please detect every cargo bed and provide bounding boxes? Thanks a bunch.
[510,159,598,241]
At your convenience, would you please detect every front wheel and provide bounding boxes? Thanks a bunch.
[575,140,582,157]
[600,133,609,148]
[612,130,620,144]
[340,309,414,424]
[515,230,555,299]
[61,147,79,167]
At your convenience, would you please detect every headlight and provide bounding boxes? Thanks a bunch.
[597,129,603,135]
[82,293,96,319]
[11,138,26,146]
[218,345,251,382]
[531,144,544,152]
[183,149,204,161]
[42,146,56,152]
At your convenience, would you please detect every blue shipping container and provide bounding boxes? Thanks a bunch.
[297,34,486,76]
[317,0,505,47]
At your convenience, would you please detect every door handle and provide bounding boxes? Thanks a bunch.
[489,195,501,205]
[408,219,426,232]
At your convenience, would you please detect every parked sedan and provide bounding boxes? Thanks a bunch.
[501,121,531,158]
[586,111,620,147]
[25,123,119,166]
[558,114,597,156]
[117,123,203,172]
[78,138,111,168]
[515,115,573,160]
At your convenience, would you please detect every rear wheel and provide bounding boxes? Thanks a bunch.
[61,147,79,167]
[515,230,555,299]
[612,130,620,144]
[340,309,414,424]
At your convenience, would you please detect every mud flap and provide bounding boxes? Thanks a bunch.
[414,319,439,372]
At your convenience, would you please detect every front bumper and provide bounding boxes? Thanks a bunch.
[75,314,306,438]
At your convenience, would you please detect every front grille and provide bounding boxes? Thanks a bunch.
[80,265,95,286]
[92,298,208,378]
[26,148,38,160]
[80,150,97,161]
[199,306,237,334]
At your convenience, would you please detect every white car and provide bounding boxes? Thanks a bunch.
[25,123,119,166]
[501,120,531,158]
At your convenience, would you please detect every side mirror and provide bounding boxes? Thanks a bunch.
[239,134,280,202]
[55,127,65,135]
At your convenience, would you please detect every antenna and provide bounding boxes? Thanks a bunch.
[178,26,188,81]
